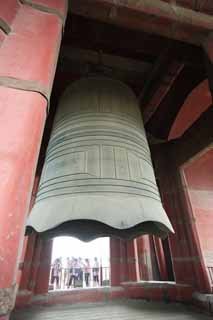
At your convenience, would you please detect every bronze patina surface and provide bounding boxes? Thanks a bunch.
[27,77,173,240]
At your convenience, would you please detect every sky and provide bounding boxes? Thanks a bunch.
[51,236,110,267]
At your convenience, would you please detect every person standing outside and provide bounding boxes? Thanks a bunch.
[78,257,83,283]
[92,257,99,286]
[68,257,75,288]
[65,257,70,288]
[58,257,62,289]
[51,258,61,290]
[73,258,79,287]
[84,258,91,287]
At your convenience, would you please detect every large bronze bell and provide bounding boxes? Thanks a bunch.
[27,77,174,241]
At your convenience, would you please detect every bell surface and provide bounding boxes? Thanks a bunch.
[26,77,174,241]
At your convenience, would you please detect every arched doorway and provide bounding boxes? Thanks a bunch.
[49,237,110,290]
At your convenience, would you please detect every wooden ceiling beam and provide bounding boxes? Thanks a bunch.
[170,107,213,166]
[69,0,213,46]
[60,46,151,74]
[142,61,184,124]
[145,66,205,139]
[64,14,204,67]
[138,48,170,103]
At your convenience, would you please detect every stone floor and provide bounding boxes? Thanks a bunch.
[11,300,212,320]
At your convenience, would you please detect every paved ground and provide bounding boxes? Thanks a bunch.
[11,300,212,320]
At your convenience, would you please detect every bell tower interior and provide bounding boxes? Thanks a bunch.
[17,1,213,305]
[0,1,213,319]
[21,8,212,301]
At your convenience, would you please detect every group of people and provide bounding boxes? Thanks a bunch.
[50,257,100,289]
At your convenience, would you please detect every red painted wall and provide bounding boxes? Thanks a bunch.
[169,80,211,140]
[183,148,213,272]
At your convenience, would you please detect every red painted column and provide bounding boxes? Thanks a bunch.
[19,234,37,292]
[15,233,37,308]
[110,238,140,285]
[110,238,128,286]
[0,89,46,317]
[110,238,122,286]
[16,238,28,289]
[133,240,140,282]
[152,237,168,281]
[137,235,154,280]
[0,1,67,318]
[119,240,128,283]
[126,240,139,282]
[28,237,42,294]
[18,176,40,292]
[34,239,53,295]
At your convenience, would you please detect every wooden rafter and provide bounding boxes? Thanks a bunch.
[142,61,184,124]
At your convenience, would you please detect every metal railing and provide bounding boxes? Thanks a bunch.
[49,266,110,291]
